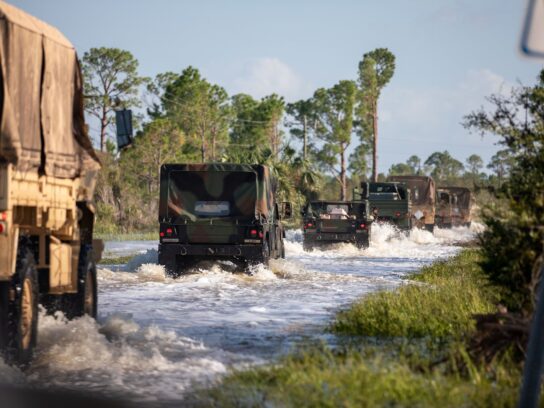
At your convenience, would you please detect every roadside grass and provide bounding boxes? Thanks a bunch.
[94,231,157,241]
[331,250,497,338]
[198,249,522,407]
[97,255,134,265]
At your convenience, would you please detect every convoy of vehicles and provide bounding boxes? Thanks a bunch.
[301,200,372,250]
[0,2,102,364]
[157,164,290,275]
[440,187,473,227]
[367,182,411,230]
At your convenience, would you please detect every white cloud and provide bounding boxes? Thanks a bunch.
[231,57,311,101]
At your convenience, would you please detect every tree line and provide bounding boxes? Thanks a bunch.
[82,47,513,233]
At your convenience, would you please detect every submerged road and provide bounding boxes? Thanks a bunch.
[0,224,480,404]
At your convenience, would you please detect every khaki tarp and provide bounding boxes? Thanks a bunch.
[0,1,99,177]
[443,187,471,209]
[388,175,436,205]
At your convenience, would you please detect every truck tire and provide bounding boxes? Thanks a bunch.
[356,236,370,249]
[425,224,435,233]
[0,242,39,366]
[62,246,97,319]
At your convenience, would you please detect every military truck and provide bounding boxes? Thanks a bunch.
[158,164,290,275]
[388,175,436,232]
[440,187,473,227]
[435,189,453,228]
[301,200,372,250]
[367,182,411,230]
[0,2,102,364]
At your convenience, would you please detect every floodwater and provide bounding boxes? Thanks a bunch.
[0,223,482,405]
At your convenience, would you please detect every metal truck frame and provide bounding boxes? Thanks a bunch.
[367,182,411,231]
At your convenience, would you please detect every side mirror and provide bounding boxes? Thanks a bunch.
[281,202,293,219]
[115,109,134,150]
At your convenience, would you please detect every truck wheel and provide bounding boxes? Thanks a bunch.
[281,239,286,259]
[357,236,370,249]
[0,243,39,366]
[62,246,97,319]
[302,241,313,252]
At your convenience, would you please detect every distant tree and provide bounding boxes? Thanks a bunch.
[348,144,370,179]
[313,80,357,200]
[407,155,422,174]
[286,98,318,160]
[388,162,413,176]
[487,149,514,188]
[466,154,484,175]
[424,150,464,181]
[82,47,148,151]
[146,71,178,118]
[357,48,396,182]
[258,94,285,157]
[162,66,231,162]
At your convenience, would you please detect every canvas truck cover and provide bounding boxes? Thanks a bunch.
[159,164,276,221]
[0,1,99,177]
[388,175,435,206]
[443,187,471,209]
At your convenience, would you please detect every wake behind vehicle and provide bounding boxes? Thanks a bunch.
[301,200,372,250]
[0,2,102,365]
[158,164,290,275]
[388,175,436,232]
[367,182,411,230]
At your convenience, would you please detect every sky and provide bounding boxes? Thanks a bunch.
[10,0,543,173]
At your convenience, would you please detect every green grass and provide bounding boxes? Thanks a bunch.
[197,249,521,407]
[94,231,157,241]
[331,250,496,338]
[98,255,134,265]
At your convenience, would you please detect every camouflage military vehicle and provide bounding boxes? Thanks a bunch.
[0,2,101,364]
[367,182,411,230]
[158,164,290,275]
[301,199,372,250]
[440,187,473,227]
[388,175,436,232]
[435,189,454,228]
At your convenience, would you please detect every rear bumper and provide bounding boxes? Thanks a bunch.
[303,231,367,243]
[158,243,263,264]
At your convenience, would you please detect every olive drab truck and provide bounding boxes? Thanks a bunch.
[0,2,102,364]
[301,199,372,250]
[367,181,411,231]
[388,175,436,232]
[440,187,473,227]
[158,164,291,275]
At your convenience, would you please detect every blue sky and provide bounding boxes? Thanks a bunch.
[11,0,543,173]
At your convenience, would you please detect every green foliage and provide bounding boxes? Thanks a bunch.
[357,48,396,181]
[82,47,148,151]
[312,80,357,200]
[424,150,465,183]
[332,250,495,338]
[464,70,544,314]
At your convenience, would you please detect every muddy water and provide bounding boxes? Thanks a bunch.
[0,224,482,404]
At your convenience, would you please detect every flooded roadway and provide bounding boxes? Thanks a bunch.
[0,224,481,404]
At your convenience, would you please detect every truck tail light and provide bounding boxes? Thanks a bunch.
[358,223,366,229]
[0,221,5,235]
[0,212,6,221]
[166,227,173,235]
[305,222,314,228]
[395,212,401,218]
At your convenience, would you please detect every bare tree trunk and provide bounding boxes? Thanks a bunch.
[372,99,378,182]
[211,131,216,161]
[100,106,107,152]
[303,115,307,161]
[201,132,206,163]
[340,144,346,200]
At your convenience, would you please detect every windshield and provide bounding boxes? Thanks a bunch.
[167,170,257,220]
[370,183,398,194]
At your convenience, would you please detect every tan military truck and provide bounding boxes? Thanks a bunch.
[441,187,473,227]
[0,2,101,364]
[388,175,436,232]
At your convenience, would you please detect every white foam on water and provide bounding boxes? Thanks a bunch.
[2,221,482,403]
